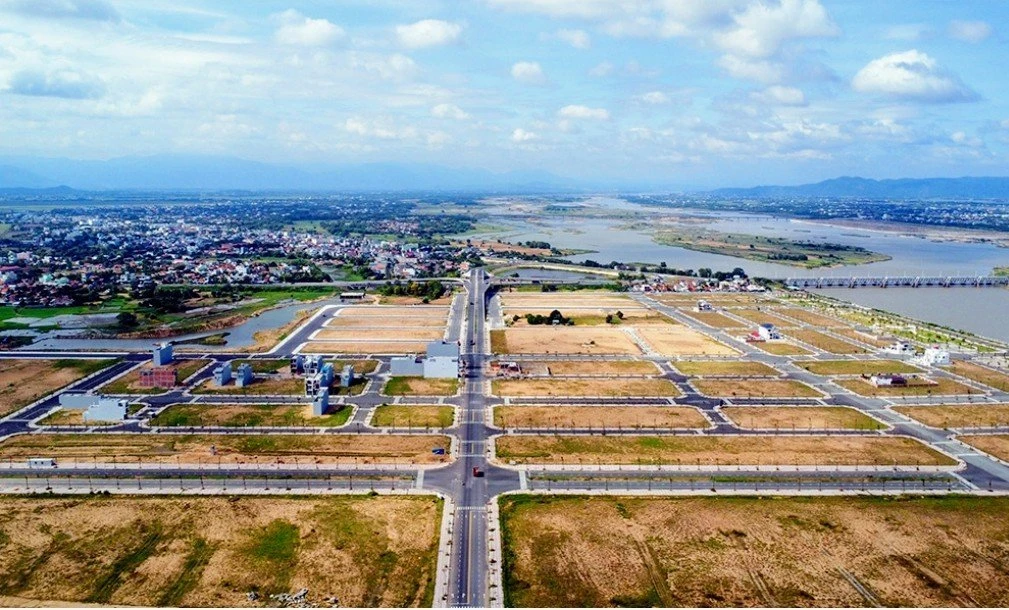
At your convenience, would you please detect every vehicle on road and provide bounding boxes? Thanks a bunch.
[27,457,57,469]
[472,466,484,477]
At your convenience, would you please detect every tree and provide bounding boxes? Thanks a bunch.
[116,312,138,330]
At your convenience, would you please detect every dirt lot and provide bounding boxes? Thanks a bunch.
[729,308,799,328]
[499,293,635,309]
[722,406,884,430]
[636,327,738,356]
[325,316,445,328]
[833,327,895,348]
[494,435,954,466]
[383,377,459,396]
[946,361,1009,392]
[692,378,822,398]
[492,378,681,398]
[750,341,812,356]
[100,360,209,395]
[313,328,444,341]
[491,328,642,355]
[895,404,1009,428]
[959,435,1009,462]
[653,294,771,306]
[678,310,744,329]
[494,406,708,429]
[836,377,977,397]
[527,360,660,376]
[300,341,430,355]
[0,359,113,417]
[0,434,451,465]
[371,405,455,428]
[500,495,1009,607]
[799,360,923,376]
[672,360,779,376]
[336,306,448,318]
[150,403,354,428]
[789,330,867,354]
[0,495,441,607]
[777,307,845,327]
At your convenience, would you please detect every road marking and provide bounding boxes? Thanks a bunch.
[416,469,424,489]
[519,470,528,490]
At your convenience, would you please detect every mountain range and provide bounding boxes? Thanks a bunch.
[707,176,1009,200]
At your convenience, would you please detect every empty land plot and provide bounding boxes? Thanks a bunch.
[383,377,459,396]
[946,361,1009,392]
[728,308,798,327]
[722,406,884,430]
[750,340,812,356]
[895,404,1009,428]
[789,330,867,354]
[150,403,354,428]
[495,435,953,466]
[313,328,445,341]
[491,328,642,355]
[499,293,634,308]
[100,360,209,395]
[494,406,708,429]
[301,341,429,354]
[836,377,977,397]
[534,360,660,376]
[0,359,114,417]
[371,405,455,428]
[692,378,821,398]
[0,433,450,465]
[503,308,670,327]
[193,375,365,397]
[958,435,1009,462]
[337,306,448,318]
[798,359,923,376]
[492,378,681,398]
[325,316,446,328]
[834,327,895,348]
[0,495,441,607]
[777,307,845,327]
[637,327,738,356]
[654,293,770,306]
[499,495,1009,608]
[672,360,779,376]
[678,310,744,329]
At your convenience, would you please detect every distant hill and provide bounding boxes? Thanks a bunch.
[707,176,1009,200]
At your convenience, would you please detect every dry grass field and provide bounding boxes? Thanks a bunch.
[671,360,779,376]
[959,435,1009,462]
[529,360,660,376]
[325,316,446,328]
[491,378,681,398]
[371,404,455,428]
[0,495,441,607]
[798,360,922,376]
[499,293,635,308]
[789,330,868,354]
[721,406,884,430]
[728,308,798,327]
[637,327,738,356]
[503,309,671,327]
[678,310,745,329]
[946,361,1009,392]
[494,406,708,429]
[500,495,1009,607]
[150,403,354,428]
[0,359,113,417]
[383,377,459,396]
[336,306,448,318]
[692,378,822,398]
[495,435,954,466]
[313,328,444,341]
[300,341,430,354]
[100,360,209,395]
[750,341,812,356]
[777,307,844,327]
[0,434,451,465]
[833,327,894,348]
[894,404,1009,428]
[836,377,977,397]
[653,294,770,306]
[491,327,642,355]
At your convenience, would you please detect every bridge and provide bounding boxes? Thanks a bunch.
[781,275,1009,289]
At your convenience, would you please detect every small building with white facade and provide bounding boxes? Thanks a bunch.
[389,341,460,380]
[312,388,330,416]
[756,323,781,341]
[152,343,173,366]
[82,396,128,422]
[235,363,254,387]
[918,347,951,367]
[214,362,233,386]
[883,340,916,357]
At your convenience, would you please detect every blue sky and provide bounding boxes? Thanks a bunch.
[0,0,1007,187]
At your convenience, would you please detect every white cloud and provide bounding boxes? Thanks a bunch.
[511,61,546,84]
[714,0,838,59]
[638,91,670,104]
[558,104,610,120]
[487,0,628,19]
[348,52,418,80]
[950,130,982,147]
[751,85,806,106]
[6,68,105,99]
[556,28,591,49]
[852,49,978,103]
[717,55,784,83]
[948,20,992,43]
[588,61,614,77]
[431,103,469,120]
[274,10,344,46]
[395,19,463,49]
[512,128,539,142]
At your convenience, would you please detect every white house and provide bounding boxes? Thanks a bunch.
[883,340,915,356]
[756,323,781,341]
[918,347,951,367]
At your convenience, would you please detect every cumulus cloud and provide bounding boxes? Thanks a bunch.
[714,0,838,59]
[1,0,119,21]
[512,128,539,142]
[558,104,610,120]
[948,20,992,43]
[852,50,978,103]
[511,61,546,84]
[6,68,105,99]
[556,28,591,49]
[274,10,344,46]
[637,91,670,104]
[431,103,469,120]
[751,85,806,106]
[396,19,463,49]
[348,52,417,80]
[717,55,784,83]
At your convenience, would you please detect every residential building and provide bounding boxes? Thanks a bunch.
[214,362,233,386]
[235,363,254,387]
[152,343,173,366]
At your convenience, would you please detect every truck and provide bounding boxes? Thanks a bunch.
[27,457,56,469]
[472,466,484,477]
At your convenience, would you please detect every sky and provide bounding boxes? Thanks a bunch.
[0,0,1007,188]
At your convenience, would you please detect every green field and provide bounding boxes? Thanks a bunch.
[150,403,354,427]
